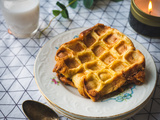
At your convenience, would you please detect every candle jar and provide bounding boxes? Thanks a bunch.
[129,0,160,37]
[0,0,40,38]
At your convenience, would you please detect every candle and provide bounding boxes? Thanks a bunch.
[128,0,160,37]
[148,1,152,15]
[134,0,160,17]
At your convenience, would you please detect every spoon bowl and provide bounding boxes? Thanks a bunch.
[22,100,59,120]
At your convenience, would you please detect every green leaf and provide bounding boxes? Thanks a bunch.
[56,1,66,10]
[83,0,94,9]
[52,10,61,16]
[69,0,78,9]
[61,9,69,18]
[112,0,123,2]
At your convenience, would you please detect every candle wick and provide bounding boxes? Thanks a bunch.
[149,10,152,15]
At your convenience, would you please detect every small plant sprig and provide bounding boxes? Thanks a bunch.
[39,0,123,38]
[39,0,94,38]
[52,0,94,19]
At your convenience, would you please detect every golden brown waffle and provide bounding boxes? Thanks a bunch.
[53,23,145,102]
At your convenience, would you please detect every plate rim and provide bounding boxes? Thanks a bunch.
[44,88,154,119]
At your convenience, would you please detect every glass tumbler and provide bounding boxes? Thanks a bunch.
[0,0,39,38]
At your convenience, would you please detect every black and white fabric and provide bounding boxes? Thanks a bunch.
[0,0,160,120]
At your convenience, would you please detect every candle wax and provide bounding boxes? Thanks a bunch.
[134,0,160,17]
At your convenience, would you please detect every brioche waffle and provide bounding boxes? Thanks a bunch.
[53,23,145,102]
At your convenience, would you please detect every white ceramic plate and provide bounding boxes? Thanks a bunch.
[44,90,153,120]
[34,28,157,119]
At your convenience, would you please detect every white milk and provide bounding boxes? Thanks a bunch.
[1,0,39,38]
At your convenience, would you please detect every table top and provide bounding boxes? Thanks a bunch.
[0,0,160,120]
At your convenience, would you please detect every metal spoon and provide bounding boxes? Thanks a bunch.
[22,100,59,120]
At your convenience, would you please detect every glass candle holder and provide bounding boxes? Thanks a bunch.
[129,0,160,37]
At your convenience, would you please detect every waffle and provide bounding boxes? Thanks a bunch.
[53,23,145,102]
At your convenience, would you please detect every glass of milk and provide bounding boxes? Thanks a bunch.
[0,0,39,38]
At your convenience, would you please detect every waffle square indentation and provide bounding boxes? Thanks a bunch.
[103,34,118,46]
[56,47,69,58]
[86,62,102,71]
[100,53,115,65]
[98,72,111,81]
[65,58,80,69]
[116,41,128,55]
[126,51,140,64]
[85,74,98,91]
[92,45,105,57]
[111,61,127,72]
[78,53,93,63]
[68,42,84,52]
[94,26,107,36]
[84,34,96,47]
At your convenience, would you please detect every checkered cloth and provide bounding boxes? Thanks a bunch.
[0,0,160,120]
